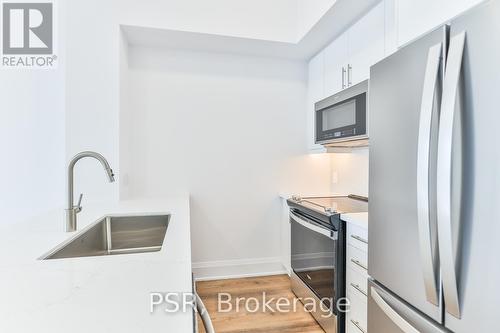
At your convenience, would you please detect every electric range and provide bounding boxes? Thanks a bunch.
[286,194,368,333]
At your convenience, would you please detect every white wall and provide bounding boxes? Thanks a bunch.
[121,45,332,275]
[63,0,307,207]
[0,4,65,226]
[0,71,65,225]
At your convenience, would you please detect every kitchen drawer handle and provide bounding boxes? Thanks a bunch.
[351,234,368,244]
[350,283,367,297]
[350,319,366,333]
[350,258,368,271]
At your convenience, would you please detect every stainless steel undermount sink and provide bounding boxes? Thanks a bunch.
[42,214,170,260]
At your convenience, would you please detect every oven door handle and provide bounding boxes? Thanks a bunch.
[290,211,336,240]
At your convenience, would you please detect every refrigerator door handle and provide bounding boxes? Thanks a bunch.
[416,42,442,307]
[371,287,420,333]
[437,31,466,319]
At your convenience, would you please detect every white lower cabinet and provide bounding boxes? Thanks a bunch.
[347,223,368,252]
[347,290,368,333]
[346,222,368,332]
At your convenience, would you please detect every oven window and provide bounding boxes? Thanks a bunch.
[291,217,336,310]
[322,99,356,131]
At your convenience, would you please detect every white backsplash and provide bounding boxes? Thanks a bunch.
[329,147,369,197]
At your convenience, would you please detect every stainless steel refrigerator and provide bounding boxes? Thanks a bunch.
[368,0,500,332]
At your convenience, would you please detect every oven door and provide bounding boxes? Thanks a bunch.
[290,210,338,310]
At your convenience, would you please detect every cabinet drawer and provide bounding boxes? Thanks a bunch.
[347,224,368,252]
[347,289,368,333]
[347,245,368,275]
[347,267,368,298]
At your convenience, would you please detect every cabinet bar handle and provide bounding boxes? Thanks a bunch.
[350,258,368,271]
[342,67,347,89]
[350,283,367,297]
[350,319,367,333]
[348,64,353,86]
[351,234,368,244]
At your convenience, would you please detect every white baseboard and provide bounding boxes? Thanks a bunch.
[192,257,287,281]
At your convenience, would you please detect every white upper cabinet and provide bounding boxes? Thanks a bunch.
[397,0,486,46]
[321,1,386,99]
[324,32,349,97]
[308,52,324,103]
[305,0,389,152]
[307,52,326,152]
[348,1,386,86]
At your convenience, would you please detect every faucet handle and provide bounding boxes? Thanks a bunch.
[76,193,83,213]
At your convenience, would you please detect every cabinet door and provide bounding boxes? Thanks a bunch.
[324,32,349,97]
[348,1,385,86]
[397,0,485,46]
[306,52,325,151]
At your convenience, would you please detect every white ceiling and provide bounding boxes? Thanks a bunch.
[122,0,380,60]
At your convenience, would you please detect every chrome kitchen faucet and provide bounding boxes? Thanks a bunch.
[65,151,115,232]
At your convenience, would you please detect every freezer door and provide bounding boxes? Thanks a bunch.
[368,280,448,333]
[368,26,446,322]
[441,0,500,331]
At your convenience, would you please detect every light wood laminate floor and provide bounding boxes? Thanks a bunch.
[196,274,325,333]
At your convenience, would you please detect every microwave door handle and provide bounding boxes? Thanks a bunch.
[416,42,442,306]
[437,31,466,319]
[290,212,335,240]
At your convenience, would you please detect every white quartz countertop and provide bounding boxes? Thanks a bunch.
[0,196,193,333]
[341,212,368,229]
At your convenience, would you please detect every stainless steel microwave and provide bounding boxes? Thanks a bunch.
[315,80,368,146]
